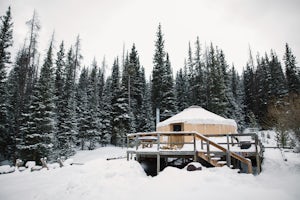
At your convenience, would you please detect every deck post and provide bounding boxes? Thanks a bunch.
[157,133,160,151]
[157,153,160,175]
[135,136,138,150]
[201,140,203,150]
[255,134,261,174]
[226,150,231,167]
[207,141,211,163]
[193,133,197,161]
[127,152,129,161]
[226,134,230,150]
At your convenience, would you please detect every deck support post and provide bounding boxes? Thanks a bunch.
[127,152,129,161]
[226,134,230,150]
[157,153,160,175]
[255,135,261,174]
[193,134,197,161]
[226,150,231,167]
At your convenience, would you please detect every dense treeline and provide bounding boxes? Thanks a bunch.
[0,8,299,164]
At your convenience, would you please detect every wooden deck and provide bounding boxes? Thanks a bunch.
[126,131,264,175]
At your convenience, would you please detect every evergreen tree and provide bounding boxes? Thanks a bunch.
[284,43,300,94]
[269,50,287,98]
[59,47,77,155]
[151,24,166,119]
[19,40,56,162]
[160,53,177,120]
[0,6,13,161]
[151,24,176,121]
[111,58,130,146]
[54,41,66,153]
[193,37,205,107]
[175,68,189,111]
[76,67,89,150]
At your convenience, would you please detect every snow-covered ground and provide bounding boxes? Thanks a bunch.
[1,138,300,200]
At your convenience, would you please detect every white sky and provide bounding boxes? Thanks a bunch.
[1,0,300,77]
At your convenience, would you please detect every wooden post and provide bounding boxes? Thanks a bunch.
[201,140,203,150]
[226,150,231,167]
[157,133,160,151]
[135,136,138,150]
[127,152,129,161]
[207,141,211,163]
[157,153,160,175]
[255,134,261,174]
[193,133,197,161]
[226,134,230,150]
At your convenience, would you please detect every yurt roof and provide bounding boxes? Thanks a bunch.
[157,106,237,128]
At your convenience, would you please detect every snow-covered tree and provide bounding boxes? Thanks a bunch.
[0,6,13,161]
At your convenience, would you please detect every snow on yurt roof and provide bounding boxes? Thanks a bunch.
[157,106,237,128]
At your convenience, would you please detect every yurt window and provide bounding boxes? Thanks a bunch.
[173,124,182,132]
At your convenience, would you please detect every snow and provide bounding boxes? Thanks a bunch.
[1,144,300,200]
[157,106,237,128]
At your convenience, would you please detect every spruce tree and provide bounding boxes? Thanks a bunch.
[151,24,176,121]
[0,6,13,161]
[284,43,300,94]
[19,40,56,162]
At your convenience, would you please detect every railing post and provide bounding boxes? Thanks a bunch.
[193,133,197,161]
[201,140,203,150]
[157,133,160,151]
[135,136,138,150]
[226,134,230,151]
[207,141,211,163]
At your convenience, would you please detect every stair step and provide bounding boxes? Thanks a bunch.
[211,157,221,161]
[217,161,227,165]
[205,153,215,157]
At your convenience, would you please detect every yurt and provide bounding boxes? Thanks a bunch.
[157,106,237,135]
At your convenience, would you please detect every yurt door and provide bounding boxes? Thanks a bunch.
[171,123,184,148]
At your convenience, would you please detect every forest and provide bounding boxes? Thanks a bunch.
[0,7,299,164]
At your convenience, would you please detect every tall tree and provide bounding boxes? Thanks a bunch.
[284,43,300,95]
[151,24,176,121]
[0,6,13,161]
[19,39,56,162]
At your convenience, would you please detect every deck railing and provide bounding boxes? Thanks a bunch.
[127,131,262,174]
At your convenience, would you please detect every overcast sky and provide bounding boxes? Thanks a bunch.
[1,0,300,77]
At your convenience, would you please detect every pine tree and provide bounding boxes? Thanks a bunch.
[111,58,130,146]
[54,41,66,153]
[193,37,205,107]
[175,68,189,111]
[159,53,176,120]
[59,47,77,156]
[151,24,166,118]
[76,67,89,150]
[284,43,300,95]
[269,50,287,98]
[0,6,13,161]
[19,39,56,162]
[151,24,176,121]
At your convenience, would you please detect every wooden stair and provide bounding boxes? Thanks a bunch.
[194,132,253,173]
[198,152,226,167]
